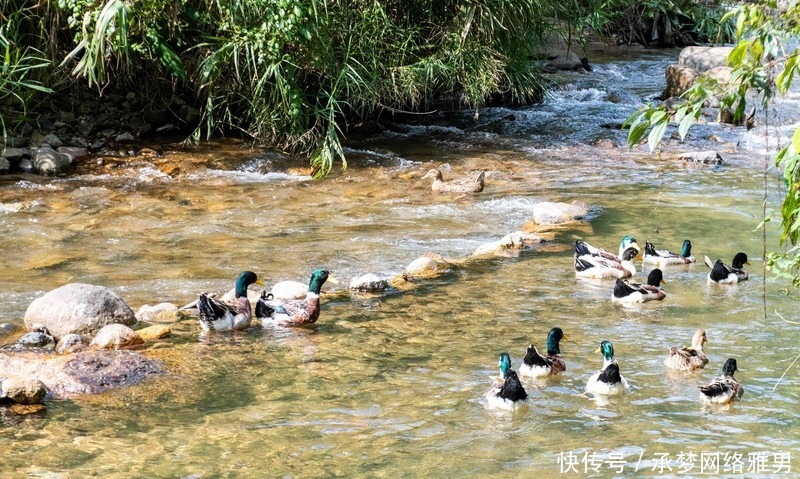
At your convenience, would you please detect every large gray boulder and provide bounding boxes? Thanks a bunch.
[678,46,733,73]
[24,283,136,339]
[665,47,734,99]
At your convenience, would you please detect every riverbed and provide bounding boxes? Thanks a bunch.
[0,48,798,478]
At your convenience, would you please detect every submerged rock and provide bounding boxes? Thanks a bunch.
[471,231,546,257]
[349,273,390,292]
[1,376,48,404]
[0,349,163,397]
[673,151,724,165]
[136,325,171,341]
[91,324,144,350]
[402,253,452,278]
[531,201,589,225]
[24,283,137,339]
[136,303,182,324]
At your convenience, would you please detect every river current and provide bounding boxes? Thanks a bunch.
[0,47,798,478]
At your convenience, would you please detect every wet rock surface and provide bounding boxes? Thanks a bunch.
[24,283,137,339]
[0,349,163,397]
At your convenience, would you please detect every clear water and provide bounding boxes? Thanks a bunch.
[0,48,798,478]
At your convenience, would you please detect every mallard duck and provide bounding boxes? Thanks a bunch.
[612,269,666,303]
[256,268,339,326]
[699,358,743,405]
[643,240,696,266]
[664,329,709,371]
[574,241,639,279]
[421,168,485,193]
[486,352,528,409]
[519,327,567,378]
[704,252,750,284]
[585,340,629,396]
[197,271,265,332]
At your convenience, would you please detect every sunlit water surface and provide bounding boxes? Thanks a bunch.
[1,49,799,478]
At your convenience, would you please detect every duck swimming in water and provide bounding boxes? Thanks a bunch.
[663,329,708,371]
[705,252,749,284]
[612,269,666,303]
[197,271,265,332]
[421,168,485,193]
[586,341,629,396]
[519,327,567,378]
[486,352,528,409]
[643,240,696,266]
[256,268,339,326]
[699,358,743,405]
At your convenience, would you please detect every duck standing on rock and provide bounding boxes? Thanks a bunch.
[643,240,696,266]
[612,269,666,303]
[486,352,528,409]
[705,252,750,284]
[519,327,567,378]
[699,358,743,405]
[256,268,339,326]
[421,168,485,193]
[197,271,265,332]
[664,329,708,371]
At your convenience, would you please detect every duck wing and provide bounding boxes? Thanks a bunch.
[522,344,549,368]
[498,371,528,401]
[597,361,623,385]
[699,377,733,398]
[197,293,238,330]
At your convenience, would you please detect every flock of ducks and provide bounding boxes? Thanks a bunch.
[486,235,750,410]
[189,181,749,411]
[196,268,338,331]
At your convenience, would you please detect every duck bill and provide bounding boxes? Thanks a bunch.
[326,275,340,285]
[256,279,266,286]
[593,347,601,353]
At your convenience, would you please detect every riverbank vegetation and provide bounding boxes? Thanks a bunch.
[3,0,730,176]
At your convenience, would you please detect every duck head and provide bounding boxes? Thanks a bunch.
[731,252,749,269]
[546,327,567,355]
[722,358,739,377]
[421,169,443,181]
[498,352,512,379]
[692,329,708,349]
[235,271,266,298]
[681,239,693,258]
[646,269,665,287]
[307,268,339,295]
[595,340,615,367]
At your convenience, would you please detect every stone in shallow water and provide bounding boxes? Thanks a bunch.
[531,201,589,225]
[15,330,56,350]
[0,349,163,397]
[91,324,145,350]
[136,303,182,324]
[136,325,171,341]
[349,273,390,292]
[2,376,48,404]
[24,283,137,339]
[55,334,91,354]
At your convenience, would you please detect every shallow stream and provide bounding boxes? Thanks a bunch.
[1,48,798,478]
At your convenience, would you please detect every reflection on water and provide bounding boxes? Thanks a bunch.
[1,50,799,477]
